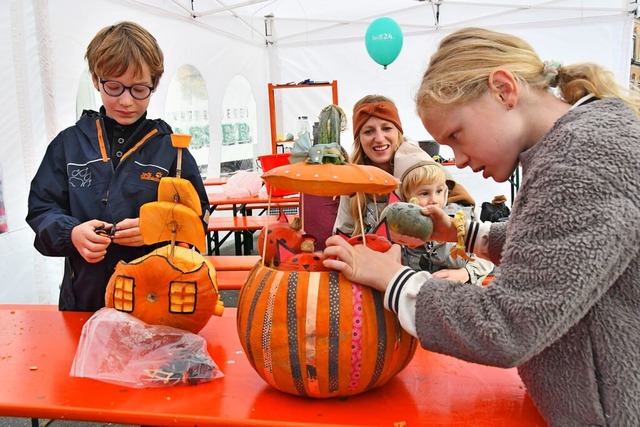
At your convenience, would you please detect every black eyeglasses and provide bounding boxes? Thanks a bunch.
[99,79,154,100]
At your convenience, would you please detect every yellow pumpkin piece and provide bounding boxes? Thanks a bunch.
[170,133,192,148]
[157,177,203,216]
[140,201,206,253]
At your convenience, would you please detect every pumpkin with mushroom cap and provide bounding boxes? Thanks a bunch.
[237,240,416,398]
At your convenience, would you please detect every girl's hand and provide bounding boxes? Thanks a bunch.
[71,220,112,263]
[111,217,144,247]
[322,235,404,292]
[421,205,458,242]
[432,268,470,284]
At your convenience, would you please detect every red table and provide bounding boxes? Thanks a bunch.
[0,305,546,427]
[208,192,299,215]
[203,177,228,186]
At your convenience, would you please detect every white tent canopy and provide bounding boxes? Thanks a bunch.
[0,0,635,305]
[127,0,635,46]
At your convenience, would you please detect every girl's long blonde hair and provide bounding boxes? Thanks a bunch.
[416,27,640,117]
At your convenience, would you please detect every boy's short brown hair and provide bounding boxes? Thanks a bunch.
[85,21,164,87]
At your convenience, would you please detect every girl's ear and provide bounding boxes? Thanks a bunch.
[488,69,519,110]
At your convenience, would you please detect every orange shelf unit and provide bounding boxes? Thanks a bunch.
[267,81,339,154]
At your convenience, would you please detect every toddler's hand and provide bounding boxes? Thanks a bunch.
[432,268,470,284]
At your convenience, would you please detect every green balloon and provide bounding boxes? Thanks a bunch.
[365,17,403,68]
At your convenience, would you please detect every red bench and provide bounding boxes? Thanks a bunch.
[205,255,261,290]
[206,255,260,271]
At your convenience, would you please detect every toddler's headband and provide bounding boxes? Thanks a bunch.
[352,101,403,138]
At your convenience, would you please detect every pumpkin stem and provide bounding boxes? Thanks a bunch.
[290,216,302,231]
[169,220,178,262]
[300,238,315,253]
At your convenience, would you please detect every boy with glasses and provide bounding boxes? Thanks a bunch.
[26,21,208,311]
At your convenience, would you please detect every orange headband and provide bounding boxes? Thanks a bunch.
[352,101,403,138]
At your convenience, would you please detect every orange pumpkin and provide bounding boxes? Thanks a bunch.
[237,264,417,398]
[105,245,224,333]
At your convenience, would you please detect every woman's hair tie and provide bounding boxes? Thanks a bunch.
[352,101,403,138]
[543,60,562,88]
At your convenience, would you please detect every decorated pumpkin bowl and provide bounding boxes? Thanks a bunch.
[236,262,417,398]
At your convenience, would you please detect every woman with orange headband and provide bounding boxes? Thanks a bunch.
[333,95,474,236]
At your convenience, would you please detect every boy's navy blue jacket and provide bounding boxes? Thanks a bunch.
[26,110,208,311]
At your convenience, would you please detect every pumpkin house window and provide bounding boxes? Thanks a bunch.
[111,276,135,312]
[169,281,198,314]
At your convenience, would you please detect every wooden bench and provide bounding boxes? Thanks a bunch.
[205,255,261,290]
[206,255,260,271]
[207,214,296,255]
[216,270,252,290]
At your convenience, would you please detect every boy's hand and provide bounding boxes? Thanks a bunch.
[71,220,112,263]
[322,235,404,292]
[111,217,144,247]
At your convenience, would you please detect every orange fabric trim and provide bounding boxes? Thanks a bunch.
[120,129,159,163]
[96,119,108,161]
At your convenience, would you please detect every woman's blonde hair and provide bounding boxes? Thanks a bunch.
[400,164,447,203]
[416,27,640,117]
[86,21,164,88]
[349,95,405,235]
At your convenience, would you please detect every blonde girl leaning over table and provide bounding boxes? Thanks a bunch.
[393,152,494,285]
[333,95,471,236]
[324,27,640,426]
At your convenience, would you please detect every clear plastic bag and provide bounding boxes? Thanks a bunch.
[222,170,262,198]
[70,308,223,388]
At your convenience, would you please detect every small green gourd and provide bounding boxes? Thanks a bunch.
[379,202,433,248]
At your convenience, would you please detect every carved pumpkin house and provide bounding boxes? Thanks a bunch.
[105,134,224,334]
